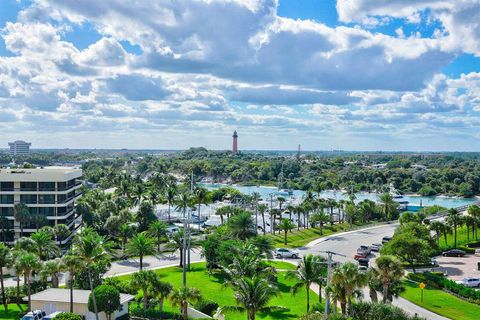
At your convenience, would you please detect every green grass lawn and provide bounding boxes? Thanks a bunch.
[400,281,480,320]
[267,224,352,248]
[116,262,318,319]
[438,225,480,250]
[264,260,297,270]
[0,304,28,320]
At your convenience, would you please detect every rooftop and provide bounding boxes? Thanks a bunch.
[25,288,134,304]
[0,166,82,182]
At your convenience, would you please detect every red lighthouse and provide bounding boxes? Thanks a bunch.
[232,131,238,154]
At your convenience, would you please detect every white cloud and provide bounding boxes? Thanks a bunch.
[0,0,479,150]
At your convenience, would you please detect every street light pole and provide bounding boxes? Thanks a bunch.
[319,250,346,316]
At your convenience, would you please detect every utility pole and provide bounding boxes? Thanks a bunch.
[188,171,194,271]
[269,193,274,234]
[255,198,259,235]
[182,206,187,288]
[319,250,346,317]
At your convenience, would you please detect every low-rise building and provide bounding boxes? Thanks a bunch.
[0,167,83,243]
[26,288,133,320]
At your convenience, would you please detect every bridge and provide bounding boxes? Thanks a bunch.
[430,201,480,220]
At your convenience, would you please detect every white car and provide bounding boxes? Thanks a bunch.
[371,243,382,252]
[274,248,299,259]
[22,310,46,320]
[456,277,480,288]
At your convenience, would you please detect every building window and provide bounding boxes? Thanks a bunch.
[0,195,14,204]
[39,182,56,191]
[20,182,37,191]
[39,195,55,204]
[39,207,55,216]
[1,207,13,217]
[57,182,67,191]
[0,182,14,191]
[20,194,38,204]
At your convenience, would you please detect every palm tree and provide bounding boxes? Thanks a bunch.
[468,205,480,240]
[30,230,60,260]
[126,232,156,271]
[277,197,286,211]
[278,219,295,245]
[72,228,111,320]
[344,203,357,229]
[287,254,321,312]
[215,206,229,225]
[224,276,283,320]
[194,186,209,218]
[379,193,398,220]
[40,258,63,288]
[18,252,42,311]
[53,224,70,243]
[310,212,330,235]
[330,262,365,316]
[62,254,84,313]
[0,243,11,311]
[119,223,135,255]
[13,203,29,237]
[130,270,156,309]
[375,255,404,303]
[166,229,200,267]
[149,274,173,314]
[149,221,168,253]
[429,221,445,245]
[258,204,268,234]
[165,186,177,222]
[366,268,380,303]
[169,287,202,320]
[228,211,256,240]
[447,208,460,247]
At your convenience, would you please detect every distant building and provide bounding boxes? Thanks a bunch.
[0,167,83,243]
[232,131,238,154]
[8,140,31,156]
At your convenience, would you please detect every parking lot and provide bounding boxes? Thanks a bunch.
[436,254,480,280]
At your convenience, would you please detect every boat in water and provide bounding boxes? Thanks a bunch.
[389,184,409,211]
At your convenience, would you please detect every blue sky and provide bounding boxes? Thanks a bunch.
[0,0,479,151]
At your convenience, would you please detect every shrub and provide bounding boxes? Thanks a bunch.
[352,302,425,320]
[457,245,475,254]
[194,299,219,316]
[54,313,82,320]
[88,285,121,320]
[130,305,182,320]
[408,272,480,304]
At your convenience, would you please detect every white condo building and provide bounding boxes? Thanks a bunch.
[0,167,83,244]
[8,140,31,156]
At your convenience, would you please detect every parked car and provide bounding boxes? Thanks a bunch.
[371,243,382,252]
[354,251,368,260]
[358,258,369,267]
[475,248,480,256]
[21,310,46,320]
[274,248,299,259]
[357,245,371,255]
[43,312,63,320]
[358,265,368,272]
[442,249,466,257]
[381,236,392,244]
[456,277,480,287]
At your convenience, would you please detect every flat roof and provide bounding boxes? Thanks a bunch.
[0,167,82,182]
[25,288,134,304]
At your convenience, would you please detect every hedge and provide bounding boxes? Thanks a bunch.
[407,272,480,304]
